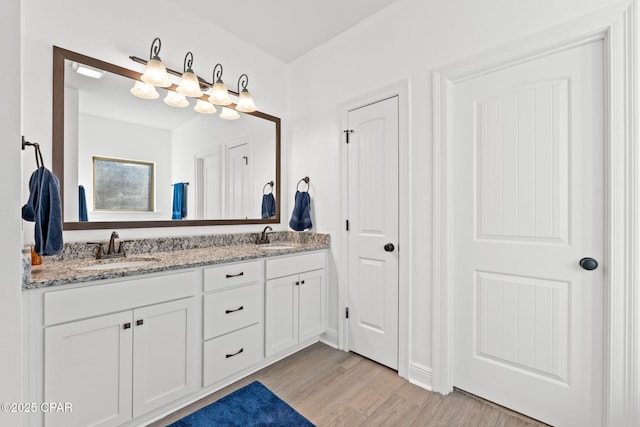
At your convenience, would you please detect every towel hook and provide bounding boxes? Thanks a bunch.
[22,136,44,168]
[296,176,310,192]
[263,181,274,194]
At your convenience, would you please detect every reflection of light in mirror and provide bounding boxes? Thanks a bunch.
[130,81,159,99]
[164,91,189,108]
[220,107,240,120]
[194,99,217,114]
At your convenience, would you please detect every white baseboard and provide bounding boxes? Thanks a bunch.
[409,362,433,391]
[319,328,338,349]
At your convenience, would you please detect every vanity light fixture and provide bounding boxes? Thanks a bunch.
[208,64,232,106]
[130,81,159,99]
[164,90,189,108]
[235,74,257,113]
[220,106,240,120]
[176,52,203,98]
[194,99,217,114]
[140,38,171,88]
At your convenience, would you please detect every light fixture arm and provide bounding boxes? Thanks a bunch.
[213,63,224,83]
[149,37,162,60]
[237,74,249,92]
[183,51,194,73]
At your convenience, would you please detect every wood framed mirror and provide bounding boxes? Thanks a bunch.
[52,46,281,230]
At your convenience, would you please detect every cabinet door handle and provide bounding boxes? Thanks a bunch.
[225,306,244,314]
[225,348,244,358]
[136,319,144,326]
[301,280,305,285]
[295,281,300,286]
[123,322,131,330]
[225,272,244,278]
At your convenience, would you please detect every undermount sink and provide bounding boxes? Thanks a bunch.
[78,258,159,271]
[258,245,295,250]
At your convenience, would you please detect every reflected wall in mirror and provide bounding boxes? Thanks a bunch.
[52,46,281,230]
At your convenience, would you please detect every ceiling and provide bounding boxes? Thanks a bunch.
[168,0,401,63]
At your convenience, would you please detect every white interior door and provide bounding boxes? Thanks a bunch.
[347,96,399,370]
[452,41,604,426]
[226,140,252,219]
[195,147,222,219]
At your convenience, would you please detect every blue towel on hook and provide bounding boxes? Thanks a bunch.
[22,167,64,256]
[289,191,312,231]
[78,185,88,222]
[172,183,187,220]
[261,193,276,219]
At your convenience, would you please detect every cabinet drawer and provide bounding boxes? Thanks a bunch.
[44,271,198,326]
[203,324,262,387]
[203,283,262,340]
[203,260,263,292]
[266,251,325,279]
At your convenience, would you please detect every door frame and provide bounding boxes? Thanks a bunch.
[432,2,639,426]
[339,80,410,379]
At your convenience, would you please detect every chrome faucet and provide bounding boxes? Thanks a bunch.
[107,231,119,255]
[257,226,273,244]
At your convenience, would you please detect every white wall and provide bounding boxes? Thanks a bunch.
[22,0,289,242]
[286,0,623,385]
[1,0,23,425]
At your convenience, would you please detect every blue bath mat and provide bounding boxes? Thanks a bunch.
[168,381,314,427]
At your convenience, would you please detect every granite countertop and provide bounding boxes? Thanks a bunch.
[25,232,329,289]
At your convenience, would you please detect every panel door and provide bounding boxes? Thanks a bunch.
[132,298,196,417]
[298,269,326,342]
[452,40,604,426]
[265,275,299,357]
[44,311,133,427]
[226,140,252,219]
[347,96,399,369]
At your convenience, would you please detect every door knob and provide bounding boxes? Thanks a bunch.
[579,257,598,271]
[384,243,395,252]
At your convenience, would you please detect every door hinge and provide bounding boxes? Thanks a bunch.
[345,307,349,319]
[345,219,349,231]
[343,129,354,144]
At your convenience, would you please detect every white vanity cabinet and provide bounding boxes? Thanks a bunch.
[265,252,326,357]
[202,260,264,387]
[30,271,198,427]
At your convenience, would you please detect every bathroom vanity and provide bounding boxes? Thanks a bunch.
[22,232,329,427]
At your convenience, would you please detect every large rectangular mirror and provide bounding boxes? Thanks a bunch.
[52,46,281,230]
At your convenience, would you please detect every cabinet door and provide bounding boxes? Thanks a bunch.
[44,311,133,427]
[132,298,196,417]
[265,275,299,357]
[298,269,326,342]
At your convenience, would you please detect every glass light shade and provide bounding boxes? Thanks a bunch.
[208,82,231,105]
[194,99,217,114]
[235,89,257,113]
[140,58,171,88]
[164,91,189,108]
[130,81,159,99]
[176,71,203,97]
[220,107,240,120]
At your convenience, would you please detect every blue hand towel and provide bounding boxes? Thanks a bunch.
[78,185,88,222]
[261,193,276,219]
[22,167,64,256]
[172,183,187,220]
[289,191,312,231]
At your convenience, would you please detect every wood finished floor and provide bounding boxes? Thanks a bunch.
[150,342,550,427]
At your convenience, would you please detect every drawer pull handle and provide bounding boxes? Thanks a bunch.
[225,306,244,314]
[136,319,144,326]
[123,322,131,330]
[225,272,244,278]
[225,348,244,358]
